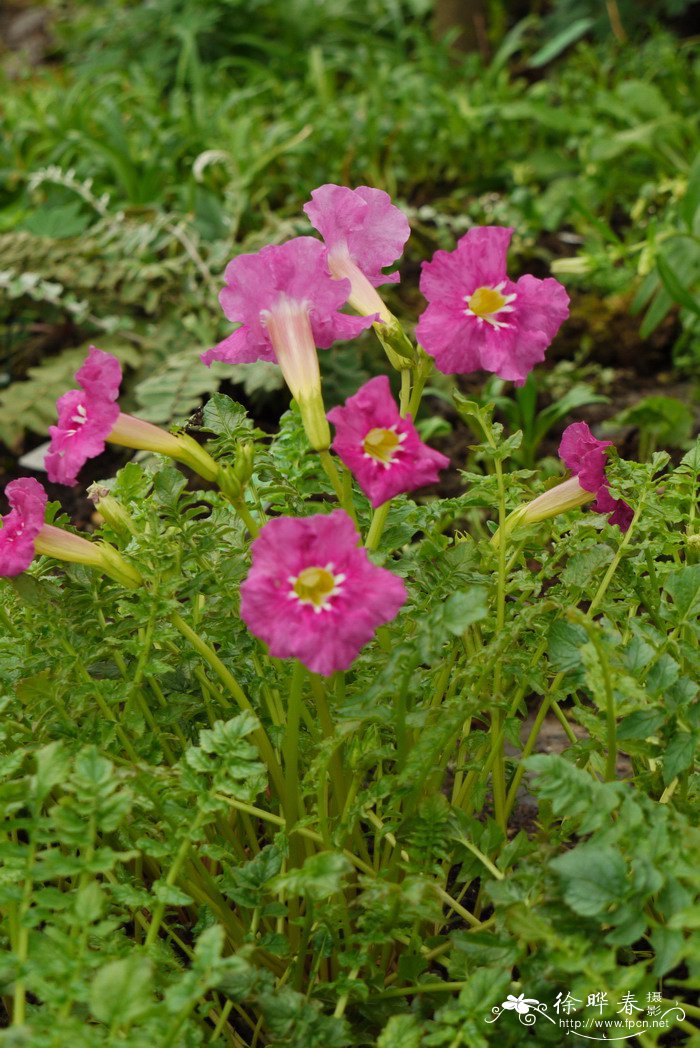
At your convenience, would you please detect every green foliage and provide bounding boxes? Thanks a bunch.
[1,1,699,1042]
[2,11,699,453]
[0,387,697,1044]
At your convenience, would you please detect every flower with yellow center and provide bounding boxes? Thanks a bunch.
[288,563,346,613]
[362,426,406,468]
[465,281,517,329]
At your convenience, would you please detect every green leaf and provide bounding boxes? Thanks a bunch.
[656,253,700,318]
[528,18,594,68]
[74,882,105,924]
[442,587,489,635]
[21,201,91,238]
[651,925,684,977]
[378,1015,423,1048]
[551,844,627,917]
[185,713,267,802]
[664,565,700,621]
[548,620,587,675]
[682,149,700,232]
[662,732,697,785]
[32,742,71,802]
[200,393,253,438]
[605,395,694,448]
[222,843,284,907]
[640,286,673,338]
[617,710,665,741]
[272,851,352,901]
[561,544,614,591]
[90,956,153,1025]
[134,350,226,424]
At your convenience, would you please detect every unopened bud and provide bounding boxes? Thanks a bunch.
[492,477,595,547]
[373,314,416,370]
[87,484,136,536]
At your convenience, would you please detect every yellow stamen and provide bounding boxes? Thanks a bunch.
[467,286,508,318]
[293,566,336,607]
[363,427,400,465]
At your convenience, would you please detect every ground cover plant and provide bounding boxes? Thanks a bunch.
[0,182,699,1046]
[1,1,699,456]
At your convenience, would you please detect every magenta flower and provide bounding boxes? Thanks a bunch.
[0,478,48,576]
[0,478,141,584]
[201,237,373,448]
[45,348,221,485]
[559,422,633,530]
[416,226,570,384]
[327,376,449,508]
[45,347,122,485]
[303,184,410,321]
[240,510,407,676]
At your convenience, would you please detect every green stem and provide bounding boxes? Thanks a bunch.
[407,353,433,418]
[145,812,205,947]
[504,680,559,821]
[309,675,344,798]
[13,841,36,1026]
[490,454,508,833]
[171,612,286,803]
[580,620,618,782]
[399,369,411,416]
[230,497,260,538]
[369,980,471,1000]
[588,499,644,616]
[365,501,391,550]
[283,662,306,828]
[318,449,357,523]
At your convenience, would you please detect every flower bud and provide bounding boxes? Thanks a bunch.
[87,484,137,536]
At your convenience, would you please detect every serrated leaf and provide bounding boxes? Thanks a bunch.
[200,393,252,438]
[134,350,226,424]
[548,620,587,675]
[664,565,700,621]
[442,587,489,635]
[551,844,627,917]
[90,956,153,1025]
[272,851,352,901]
[662,732,697,785]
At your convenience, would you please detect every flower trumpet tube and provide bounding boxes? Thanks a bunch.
[201,237,374,451]
[45,347,220,485]
[559,422,633,530]
[107,414,220,483]
[304,184,415,369]
[492,477,596,547]
[1,478,142,588]
[260,295,330,451]
[492,423,633,546]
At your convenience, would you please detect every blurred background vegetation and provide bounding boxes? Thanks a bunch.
[1,0,698,483]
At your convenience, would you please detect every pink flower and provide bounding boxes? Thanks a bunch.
[201,237,374,449]
[327,376,449,508]
[559,422,633,530]
[0,477,141,586]
[0,478,47,576]
[416,226,569,384]
[45,348,221,485]
[45,347,122,485]
[303,184,410,320]
[240,509,407,676]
